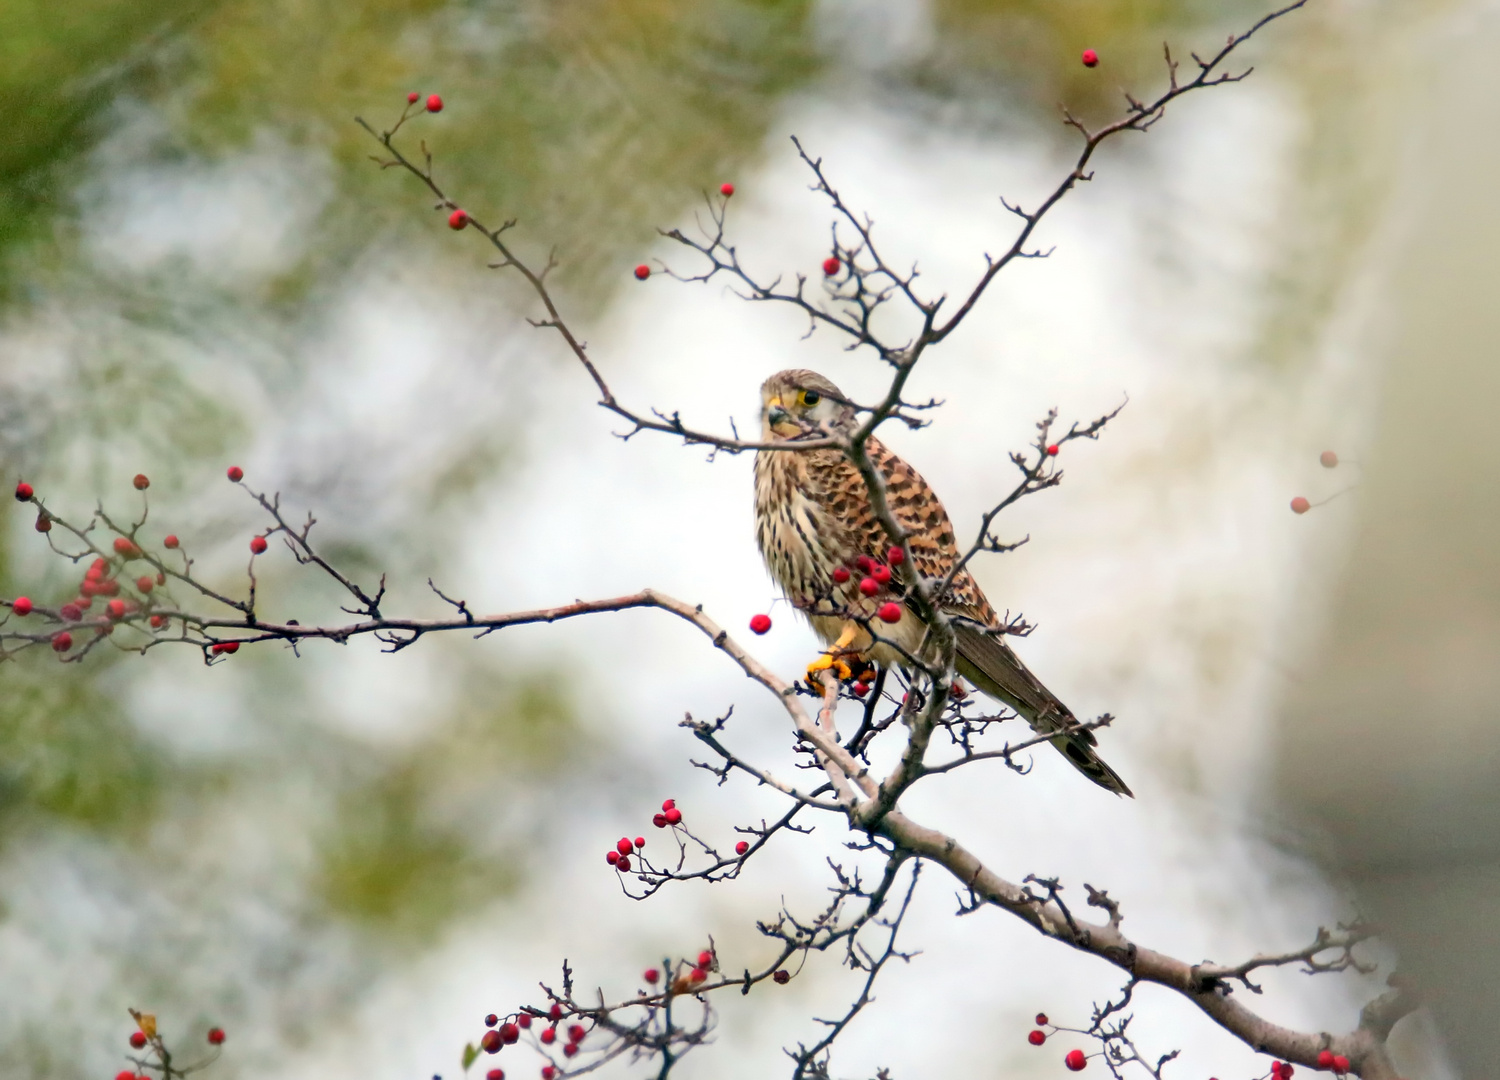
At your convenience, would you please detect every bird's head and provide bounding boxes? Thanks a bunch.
[760,369,853,440]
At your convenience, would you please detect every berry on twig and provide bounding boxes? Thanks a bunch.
[207,1027,225,1045]
[749,613,772,635]
[133,474,150,490]
[1065,1048,1087,1071]
[15,481,33,501]
[1028,1030,1046,1046]
[634,264,651,280]
[1290,497,1311,515]
[426,94,443,113]
[250,536,269,555]
[11,597,32,617]
[449,209,469,230]
[877,602,902,624]
[735,840,749,855]
[227,465,243,482]
[822,256,841,276]
[720,182,735,197]
[1082,48,1099,67]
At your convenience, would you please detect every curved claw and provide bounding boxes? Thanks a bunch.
[807,652,853,687]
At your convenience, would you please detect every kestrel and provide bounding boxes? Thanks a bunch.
[753,368,1132,797]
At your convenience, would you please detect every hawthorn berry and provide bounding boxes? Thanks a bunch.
[773,970,790,984]
[1332,1057,1349,1075]
[481,1030,502,1054]
[735,840,749,855]
[872,564,892,585]
[831,566,851,584]
[877,602,902,624]
[426,94,443,112]
[498,1021,520,1044]
[1081,48,1099,67]
[250,535,269,554]
[407,91,421,103]
[606,850,619,865]
[117,1071,136,1080]
[1316,1051,1334,1069]
[137,576,154,594]
[207,1027,225,1045]
[1290,497,1311,514]
[549,1003,563,1021]
[164,534,180,549]
[616,855,631,872]
[449,209,469,230]
[485,1014,499,1027]
[749,613,772,635]
[156,572,166,586]
[664,807,682,825]
[652,813,668,828]
[114,537,141,558]
[227,466,243,482]
[540,1027,557,1045]
[34,513,51,532]
[75,596,93,611]
[130,1031,148,1049]
[212,642,240,655]
[562,1043,579,1058]
[14,481,33,501]
[852,682,869,697]
[617,838,634,855]
[697,950,713,967]
[148,613,164,628]
[1028,1030,1046,1046]
[855,555,875,573]
[688,967,707,983]
[542,1068,557,1080]
[662,798,675,811]
[1046,444,1059,456]
[11,597,31,617]
[644,968,660,984]
[517,1014,532,1029]
[567,1024,586,1043]
[133,474,150,490]
[822,256,840,276]
[1034,1012,1049,1025]
[60,603,82,622]
[107,599,126,619]
[858,576,879,597]
[887,546,904,565]
[634,264,651,280]
[720,182,735,197]
[1321,450,1339,469]
[1065,1049,1087,1071]
[487,1071,504,1080]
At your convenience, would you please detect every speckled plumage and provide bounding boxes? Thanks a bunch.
[753,368,1131,797]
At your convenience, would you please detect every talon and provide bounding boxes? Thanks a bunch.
[806,653,853,688]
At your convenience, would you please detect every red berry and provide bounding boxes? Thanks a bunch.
[11,597,32,617]
[499,1022,520,1044]
[250,535,269,554]
[689,967,706,983]
[644,968,660,984]
[634,835,645,848]
[616,855,630,872]
[212,641,240,655]
[1291,496,1311,514]
[118,1072,137,1080]
[156,572,166,586]
[664,807,682,825]
[1035,1013,1048,1026]
[150,615,166,629]
[735,840,749,855]
[773,969,790,984]
[855,555,875,573]
[407,92,420,104]
[822,256,840,276]
[34,513,51,532]
[130,1031,148,1049]
[634,264,651,280]
[542,1068,556,1080]
[448,209,469,230]
[567,1024,585,1043]
[1332,1058,1349,1075]
[1082,48,1099,67]
[60,604,82,622]
[485,1014,499,1027]
[488,1071,504,1080]
[207,1027,225,1045]
[52,632,73,652]
[852,682,869,697]
[164,535,179,549]
[133,474,150,490]
[75,595,93,611]
[107,599,126,619]
[426,94,443,112]
[540,1027,556,1045]
[1065,1049,1087,1071]
[1321,450,1339,468]
[872,564,891,585]
[697,950,713,967]
[136,576,154,594]
[549,1004,563,1021]
[1317,1051,1334,1069]
[227,466,243,482]
[562,1043,579,1058]
[114,537,141,558]
[99,578,120,596]
[887,546,904,565]
[662,798,675,811]
[858,576,879,597]
[516,1014,532,1029]
[720,182,735,197]
[1046,444,1059,456]
[606,850,619,865]
[14,482,33,501]
[877,602,902,624]
[749,613,772,635]
[652,813,668,828]
[1028,1030,1046,1046]
[481,1030,502,1054]
[617,838,634,855]
[831,566,851,584]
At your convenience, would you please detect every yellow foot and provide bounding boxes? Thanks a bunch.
[806,652,853,688]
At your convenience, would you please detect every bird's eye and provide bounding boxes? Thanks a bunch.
[798,389,821,407]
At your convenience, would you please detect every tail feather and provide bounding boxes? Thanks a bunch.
[953,622,1133,798]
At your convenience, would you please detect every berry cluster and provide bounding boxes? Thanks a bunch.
[474,1002,589,1077]
[118,1013,224,1080]
[1025,1014,1088,1071]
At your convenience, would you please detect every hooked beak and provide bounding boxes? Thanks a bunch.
[766,395,791,429]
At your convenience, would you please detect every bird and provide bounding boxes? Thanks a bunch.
[752,368,1132,797]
